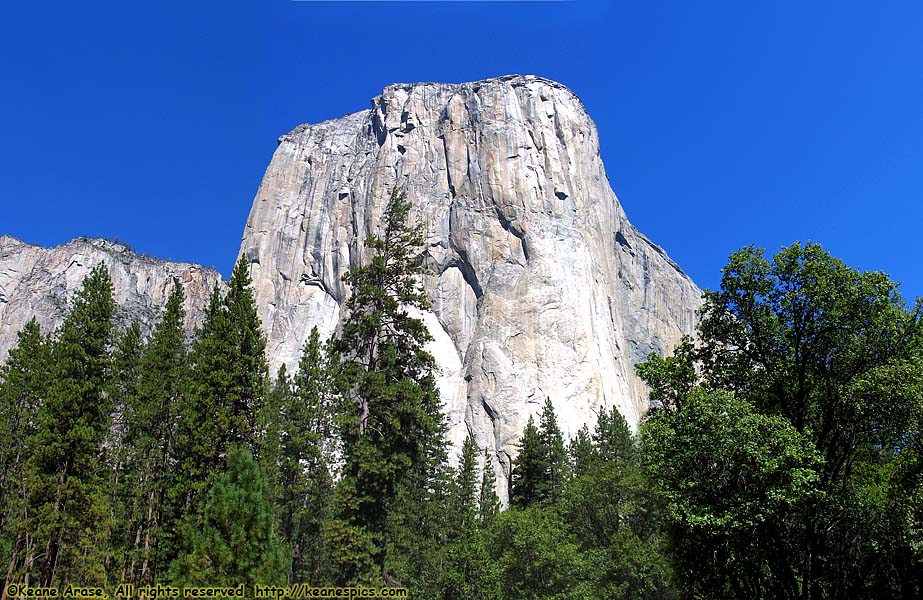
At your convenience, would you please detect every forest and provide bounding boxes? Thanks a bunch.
[1,190,921,599]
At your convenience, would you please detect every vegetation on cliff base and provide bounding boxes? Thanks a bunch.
[0,195,920,598]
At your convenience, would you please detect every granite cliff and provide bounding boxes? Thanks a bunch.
[240,75,702,496]
[0,76,701,499]
[0,235,221,359]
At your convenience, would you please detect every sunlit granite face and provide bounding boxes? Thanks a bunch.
[240,75,702,500]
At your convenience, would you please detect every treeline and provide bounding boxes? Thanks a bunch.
[1,190,921,599]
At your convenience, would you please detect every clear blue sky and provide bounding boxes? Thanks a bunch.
[2,1,921,301]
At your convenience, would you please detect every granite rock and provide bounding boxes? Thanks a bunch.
[240,75,702,499]
[0,236,222,359]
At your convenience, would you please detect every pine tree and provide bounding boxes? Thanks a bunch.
[568,424,595,479]
[538,398,568,505]
[221,256,270,450]
[326,188,449,584]
[511,399,567,508]
[124,282,188,584]
[279,328,334,584]
[454,435,479,528]
[510,416,542,508]
[174,258,268,520]
[437,435,498,599]
[19,264,116,586]
[592,406,636,465]
[170,446,288,587]
[106,322,144,581]
[259,364,290,512]
[0,319,48,581]
[478,449,501,526]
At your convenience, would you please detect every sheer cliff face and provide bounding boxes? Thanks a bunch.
[0,236,221,359]
[241,75,702,493]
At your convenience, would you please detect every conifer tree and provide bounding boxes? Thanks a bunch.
[478,449,501,526]
[20,264,115,586]
[510,416,543,509]
[106,322,144,581]
[259,364,290,511]
[279,328,334,584]
[326,188,449,584]
[592,406,637,465]
[174,258,268,519]
[568,424,595,479]
[170,447,288,587]
[538,398,568,504]
[0,319,48,579]
[437,435,497,599]
[124,282,188,584]
[454,435,479,527]
[511,399,567,508]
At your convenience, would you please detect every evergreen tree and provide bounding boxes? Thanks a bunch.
[0,320,48,580]
[174,258,269,520]
[19,264,115,586]
[592,406,637,466]
[478,450,500,526]
[453,435,479,528]
[259,364,290,512]
[437,435,497,599]
[510,399,567,508]
[170,446,288,587]
[326,188,449,584]
[279,328,334,584]
[537,398,568,504]
[559,407,678,599]
[567,424,594,479]
[510,416,542,509]
[123,282,188,584]
[106,322,144,582]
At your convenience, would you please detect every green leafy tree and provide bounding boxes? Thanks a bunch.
[559,407,676,599]
[170,446,288,587]
[643,389,822,599]
[486,507,591,600]
[637,242,923,598]
[634,336,696,414]
[325,188,449,584]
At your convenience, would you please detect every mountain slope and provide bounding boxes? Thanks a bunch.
[0,235,221,358]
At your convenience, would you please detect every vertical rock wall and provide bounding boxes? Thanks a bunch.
[240,75,702,498]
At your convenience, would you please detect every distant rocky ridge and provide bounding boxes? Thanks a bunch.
[0,75,701,500]
[0,235,221,359]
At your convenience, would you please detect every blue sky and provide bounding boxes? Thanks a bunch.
[2,1,921,301]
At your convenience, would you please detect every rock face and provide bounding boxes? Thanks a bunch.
[241,74,702,498]
[0,236,221,360]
